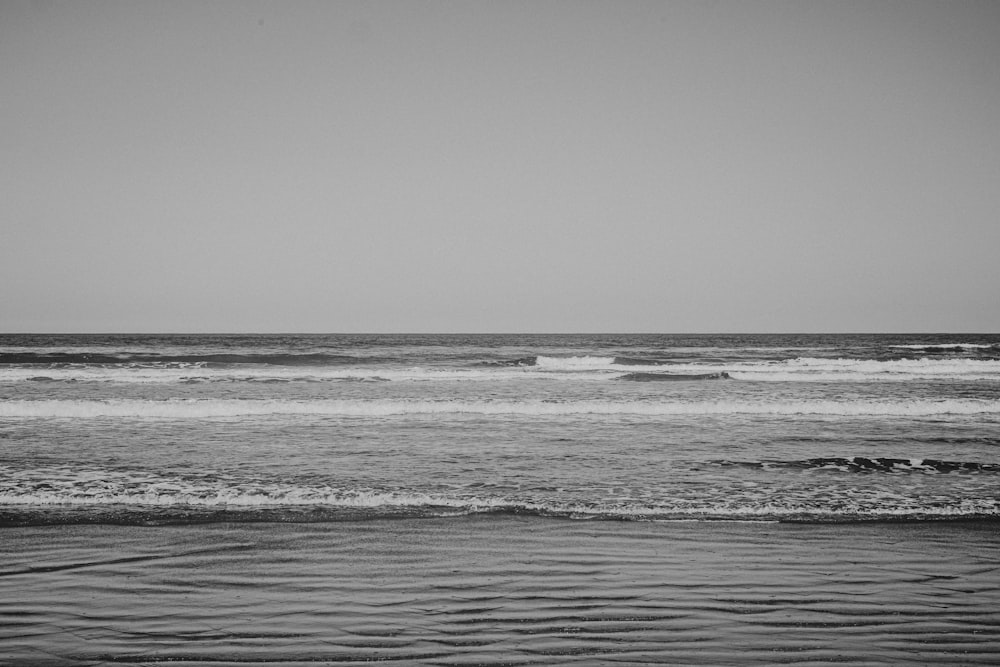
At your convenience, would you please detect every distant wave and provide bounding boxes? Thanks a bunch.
[479,355,1000,380]
[2,398,999,418]
[618,372,731,381]
[724,357,1000,382]
[0,352,371,366]
[533,355,619,370]
[611,356,669,366]
[3,354,999,383]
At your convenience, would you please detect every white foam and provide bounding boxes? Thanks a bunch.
[2,474,995,519]
[2,355,998,384]
[0,350,993,388]
[0,364,618,384]
[2,397,998,419]
[0,366,518,384]
[786,357,999,371]
[534,355,618,370]
[721,357,1000,382]
[531,355,1000,381]
[0,487,507,509]
[0,465,506,509]
[3,463,997,519]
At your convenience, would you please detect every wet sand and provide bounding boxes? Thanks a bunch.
[2,516,999,665]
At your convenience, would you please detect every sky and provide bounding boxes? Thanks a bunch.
[2,0,999,333]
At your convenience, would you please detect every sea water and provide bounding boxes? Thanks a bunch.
[3,333,1000,665]
[2,333,998,524]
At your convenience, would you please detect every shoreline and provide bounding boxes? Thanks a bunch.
[4,500,1000,527]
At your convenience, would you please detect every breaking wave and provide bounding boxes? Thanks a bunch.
[533,355,618,370]
[2,354,999,384]
[718,357,1000,382]
[2,464,997,526]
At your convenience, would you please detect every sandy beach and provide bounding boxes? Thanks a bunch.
[2,516,998,665]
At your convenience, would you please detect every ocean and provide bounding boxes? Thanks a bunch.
[2,333,999,664]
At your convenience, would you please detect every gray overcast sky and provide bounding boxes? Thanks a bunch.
[2,0,998,333]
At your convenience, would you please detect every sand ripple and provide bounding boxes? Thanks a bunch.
[1,517,999,665]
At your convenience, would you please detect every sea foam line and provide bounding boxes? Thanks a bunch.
[1,488,996,520]
[2,356,998,384]
[2,463,998,520]
[1,398,998,418]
